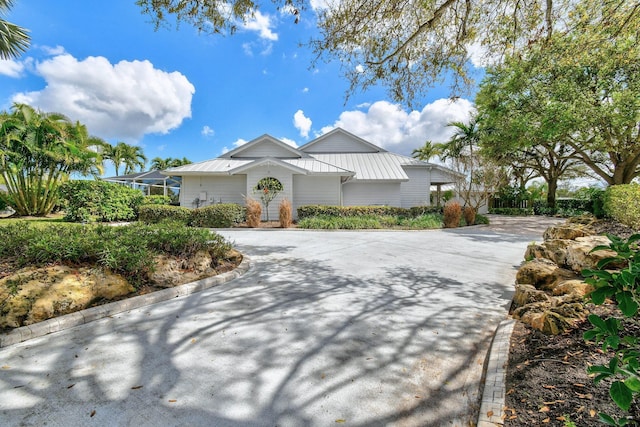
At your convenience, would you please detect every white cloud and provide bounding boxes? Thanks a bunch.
[279,137,298,147]
[302,87,309,93]
[466,42,499,68]
[12,53,195,140]
[220,138,248,155]
[0,59,24,77]
[201,125,215,137]
[320,98,475,156]
[242,42,254,56]
[310,0,333,10]
[242,11,278,41]
[293,109,312,138]
[157,144,167,151]
[40,45,66,56]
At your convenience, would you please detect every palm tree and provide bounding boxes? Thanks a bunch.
[150,156,192,170]
[104,142,147,176]
[412,141,444,162]
[442,118,480,162]
[150,157,170,170]
[0,0,30,60]
[0,103,104,216]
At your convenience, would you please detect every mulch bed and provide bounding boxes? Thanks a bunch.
[504,304,639,426]
[504,218,639,426]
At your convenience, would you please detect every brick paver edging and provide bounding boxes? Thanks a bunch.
[477,318,516,427]
[0,256,252,348]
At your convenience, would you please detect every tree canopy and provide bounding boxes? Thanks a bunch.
[137,0,640,105]
[0,0,30,60]
[476,7,640,191]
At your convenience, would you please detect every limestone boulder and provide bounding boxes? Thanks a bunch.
[512,294,586,335]
[565,236,617,273]
[0,265,133,328]
[552,280,594,297]
[524,242,549,261]
[516,258,577,291]
[543,223,594,241]
[513,284,550,308]
[149,250,215,287]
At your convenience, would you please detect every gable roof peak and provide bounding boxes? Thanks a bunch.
[300,127,387,153]
[220,134,305,159]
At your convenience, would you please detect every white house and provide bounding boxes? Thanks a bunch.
[163,128,460,219]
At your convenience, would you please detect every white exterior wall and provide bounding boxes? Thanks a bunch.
[342,182,401,206]
[292,175,341,218]
[304,133,378,153]
[180,175,246,208]
[245,165,294,221]
[232,141,298,158]
[400,167,431,208]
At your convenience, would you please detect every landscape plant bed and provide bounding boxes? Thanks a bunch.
[505,304,640,426]
[0,221,241,331]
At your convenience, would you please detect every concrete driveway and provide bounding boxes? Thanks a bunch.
[0,216,561,426]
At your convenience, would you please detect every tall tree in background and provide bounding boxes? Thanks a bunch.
[411,141,443,162]
[150,156,192,170]
[436,116,507,211]
[104,142,147,176]
[476,55,586,208]
[137,0,639,104]
[0,103,104,216]
[477,5,640,196]
[0,0,30,60]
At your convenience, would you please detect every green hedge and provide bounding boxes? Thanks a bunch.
[603,183,640,230]
[489,207,535,216]
[138,205,192,224]
[190,204,245,228]
[142,195,171,205]
[59,180,144,222]
[297,205,439,220]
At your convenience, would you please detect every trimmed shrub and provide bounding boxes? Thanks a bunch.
[59,180,144,222]
[603,183,640,230]
[489,207,535,216]
[279,199,292,228]
[443,202,462,228]
[191,204,245,228]
[142,195,171,205]
[408,205,442,216]
[474,214,490,225]
[245,198,262,228]
[463,206,476,226]
[297,205,416,219]
[138,204,191,224]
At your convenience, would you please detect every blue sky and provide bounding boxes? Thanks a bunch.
[0,1,477,177]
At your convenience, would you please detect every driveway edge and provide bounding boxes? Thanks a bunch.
[477,318,516,426]
[0,255,252,348]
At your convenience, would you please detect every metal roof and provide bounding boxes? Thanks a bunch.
[164,157,355,176]
[310,152,415,181]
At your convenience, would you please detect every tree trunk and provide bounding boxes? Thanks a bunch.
[546,178,557,209]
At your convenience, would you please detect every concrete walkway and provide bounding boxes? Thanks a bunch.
[0,216,562,427]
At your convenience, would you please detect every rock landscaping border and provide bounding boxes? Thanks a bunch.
[0,255,252,348]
